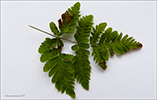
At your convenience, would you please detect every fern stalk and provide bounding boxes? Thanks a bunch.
[29,25,77,44]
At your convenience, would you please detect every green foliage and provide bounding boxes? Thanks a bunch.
[57,2,80,35]
[38,38,57,54]
[49,22,59,36]
[48,55,75,99]
[72,15,93,90]
[90,22,107,45]
[34,2,143,99]
[37,2,82,98]
[90,25,143,70]
[39,37,76,98]
[49,2,80,36]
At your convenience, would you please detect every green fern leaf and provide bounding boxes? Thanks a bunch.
[38,38,57,54]
[49,22,60,36]
[61,53,74,63]
[71,44,79,51]
[58,2,80,35]
[38,3,80,98]
[33,2,143,99]
[91,24,143,70]
[48,56,75,98]
[43,57,59,72]
[90,22,107,45]
[40,48,60,62]
[57,38,64,49]
[39,44,75,98]
[39,38,75,98]
[72,15,93,90]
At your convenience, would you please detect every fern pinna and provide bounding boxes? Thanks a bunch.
[38,2,80,98]
[90,23,142,70]
[39,37,75,98]
[29,2,143,99]
[72,15,94,90]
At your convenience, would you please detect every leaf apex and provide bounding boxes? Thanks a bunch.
[70,92,76,99]
[75,2,80,7]
[138,43,143,48]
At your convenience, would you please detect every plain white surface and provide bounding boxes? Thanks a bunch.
[1,1,156,99]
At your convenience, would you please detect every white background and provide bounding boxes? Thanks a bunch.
[1,1,156,100]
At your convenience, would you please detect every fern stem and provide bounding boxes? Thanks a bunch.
[28,25,77,44]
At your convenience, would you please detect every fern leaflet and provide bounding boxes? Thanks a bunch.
[72,15,93,90]
[90,24,143,70]
[39,37,76,98]
[58,2,80,35]
[38,2,82,98]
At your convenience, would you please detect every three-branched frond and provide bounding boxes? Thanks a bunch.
[29,2,143,99]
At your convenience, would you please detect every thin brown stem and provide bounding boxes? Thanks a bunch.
[28,25,77,44]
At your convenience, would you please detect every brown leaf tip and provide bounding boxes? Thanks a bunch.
[103,66,108,70]
[138,43,143,48]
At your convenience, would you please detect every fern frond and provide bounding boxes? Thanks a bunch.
[35,2,143,99]
[72,15,93,90]
[90,25,143,70]
[57,2,81,35]
[38,37,76,98]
